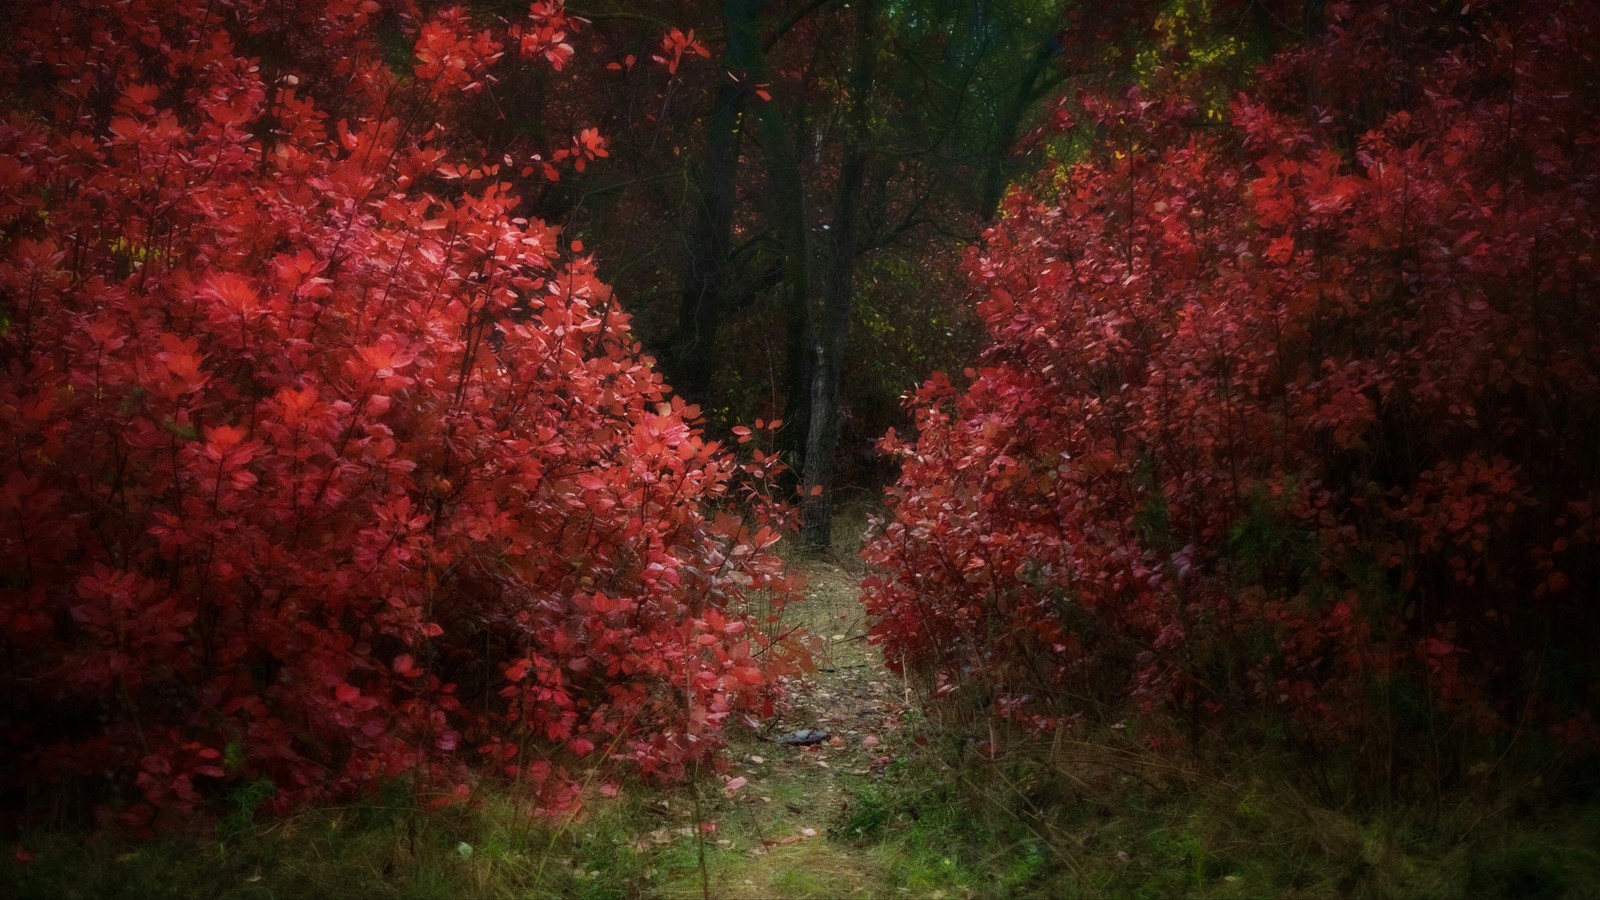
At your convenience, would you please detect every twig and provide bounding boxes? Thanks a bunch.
[689,768,711,900]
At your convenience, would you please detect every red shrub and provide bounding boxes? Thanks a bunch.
[0,0,801,825]
[865,0,1600,768]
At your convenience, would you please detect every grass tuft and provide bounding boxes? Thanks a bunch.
[831,712,1600,899]
[2,780,671,899]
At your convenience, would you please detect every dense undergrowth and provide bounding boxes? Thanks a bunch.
[7,712,1598,899]
[0,0,806,827]
[837,711,1600,899]
[866,0,1600,797]
[4,525,1598,898]
[5,1,1600,898]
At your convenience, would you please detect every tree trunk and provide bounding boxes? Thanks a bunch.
[738,10,815,476]
[981,37,1061,216]
[664,0,764,404]
[778,239,814,472]
[800,0,877,552]
[1304,0,1327,114]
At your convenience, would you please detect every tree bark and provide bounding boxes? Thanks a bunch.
[663,0,763,404]
[800,0,877,552]
[739,13,816,475]
[980,36,1062,216]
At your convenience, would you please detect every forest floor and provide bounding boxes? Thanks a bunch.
[652,553,914,899]
[7,524,1600,898]
[2,528,986,900]
[603,545,1600,900]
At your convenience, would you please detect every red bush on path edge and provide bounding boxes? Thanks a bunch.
[0,0,805,827]
[865,0,1600,776]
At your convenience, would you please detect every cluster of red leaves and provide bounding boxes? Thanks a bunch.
[865,0,1600,764]
[652,28,711,77]
[0,0,802,826]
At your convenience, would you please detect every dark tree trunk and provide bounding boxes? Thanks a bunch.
[663,0,764,404]
[981,37,1061,216]
[741,14,815,475]
[800,0,877,552]
[665,84,742,403]
[778,246,814,471]
[1304,0,1326,41]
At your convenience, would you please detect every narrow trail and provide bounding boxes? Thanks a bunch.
[657,556,916,899]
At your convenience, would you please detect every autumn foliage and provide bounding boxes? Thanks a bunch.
[0,0,799,824]
[865,0,1600,779]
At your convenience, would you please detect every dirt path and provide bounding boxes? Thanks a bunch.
[656,556,915,899]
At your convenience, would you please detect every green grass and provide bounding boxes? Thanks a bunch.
[9,732,1600,899]
[827,719,1600,900]
[1,780,672,899]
